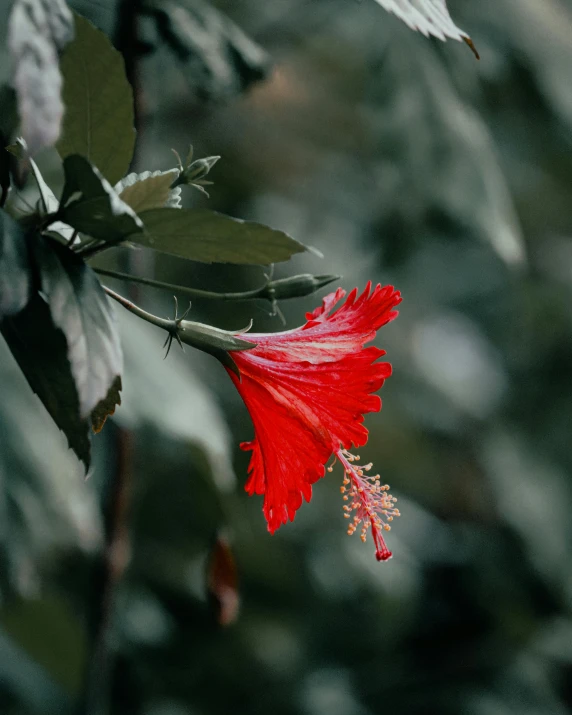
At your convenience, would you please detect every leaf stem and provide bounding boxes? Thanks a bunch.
[95,267,268,301]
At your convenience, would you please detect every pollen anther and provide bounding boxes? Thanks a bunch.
[335,447,399,562]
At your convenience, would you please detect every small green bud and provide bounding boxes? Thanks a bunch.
[263,274,340,301]
[170,145,220,196]
[183,156,220,182]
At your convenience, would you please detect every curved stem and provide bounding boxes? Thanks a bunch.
[76,239,107,258]
[95,267,268,301]
[102,285,176,332]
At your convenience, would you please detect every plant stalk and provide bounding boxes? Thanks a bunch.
[95,267,268,301]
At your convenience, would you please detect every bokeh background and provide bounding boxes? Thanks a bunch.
[1,0,572,713]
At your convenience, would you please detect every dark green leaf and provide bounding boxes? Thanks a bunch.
[57,12,136,185]
[115,170,181,212]
[8,0,74,155]
[60,155,143,242]
[0,209,31,319]
[1,293,92,469]
[32,237,123,418]
[1,236,123,468]
[130,207,307,264]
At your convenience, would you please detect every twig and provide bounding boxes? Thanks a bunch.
[94,267,269,301]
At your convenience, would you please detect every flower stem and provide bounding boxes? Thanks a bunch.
[95,267,268,301]
[102,285,175,332]
[101,286,255,367]
[76,239,107,258]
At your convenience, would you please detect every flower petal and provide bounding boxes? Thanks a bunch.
[227,284,401,533]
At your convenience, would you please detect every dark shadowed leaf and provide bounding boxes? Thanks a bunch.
[60,155,143,242]
[144,0,270,99]
[57,12,135,185]
[8,0,74,155]
[31,237,122,418]
[91,375,122,433]
[115,170,181,212]
[207,533,240,626]
[1,293,92,469]
[0,209,31,319]
[130,207,306,264]
[0,86,19,205]
[1,236,122,468]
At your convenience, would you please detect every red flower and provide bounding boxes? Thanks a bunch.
[225,282,402,561]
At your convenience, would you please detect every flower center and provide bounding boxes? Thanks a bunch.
[330,448,400,561]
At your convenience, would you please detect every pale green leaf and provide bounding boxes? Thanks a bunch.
[115,170,181,212]
[129,207,307,264]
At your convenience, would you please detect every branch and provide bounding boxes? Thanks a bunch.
[96,267,268,301]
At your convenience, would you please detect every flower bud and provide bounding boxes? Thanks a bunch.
[183,156,220,183]
[263,274,340,301]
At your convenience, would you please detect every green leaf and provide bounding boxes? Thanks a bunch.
[34,237,123,417]
[129,207,307,264]
[1,293,92,469]
[0,209,31,319]
[1,236,123,468]
[115,170,181,212]
[57,12,136,185]
[60,155,143,242]
[8,0,74,155]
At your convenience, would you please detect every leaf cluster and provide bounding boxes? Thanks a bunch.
[1,4,307,469]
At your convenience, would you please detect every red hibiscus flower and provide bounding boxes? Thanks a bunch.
[225,282,402,561]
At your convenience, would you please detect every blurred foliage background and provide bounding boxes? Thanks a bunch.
[1,0,572,713]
